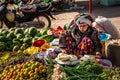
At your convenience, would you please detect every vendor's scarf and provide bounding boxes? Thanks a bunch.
[77,36,94,55]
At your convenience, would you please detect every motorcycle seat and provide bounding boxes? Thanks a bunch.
[20,4,36,12]
[36,3,51,12]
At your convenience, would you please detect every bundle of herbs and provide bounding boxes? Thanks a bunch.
[62,60,106,80]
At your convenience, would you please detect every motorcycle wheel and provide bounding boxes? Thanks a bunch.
[33,14,51,28]
[0,21,3,28]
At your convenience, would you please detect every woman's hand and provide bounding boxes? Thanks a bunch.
[62,48,74,54]
[62,49,67,53]
[95,58,102,64]
[95,52,102,59]
[95,52,102,64]
[62,48,69,53]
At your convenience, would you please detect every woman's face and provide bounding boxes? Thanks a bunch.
[78,23,88,33]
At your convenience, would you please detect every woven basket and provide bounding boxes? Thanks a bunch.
[105,39,120,67]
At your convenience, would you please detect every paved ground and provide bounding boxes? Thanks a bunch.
[51,0,120,33]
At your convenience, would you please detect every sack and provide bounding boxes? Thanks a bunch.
[93,16,120,39]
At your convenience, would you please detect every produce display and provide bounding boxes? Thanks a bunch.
[62,60,104,80]
[51,62,120,80]
[0,53,30,71]
[47,26,65,37]
[51,64,66,80]
[55,52,79,65]
[0,27,55,52]
[45,48,62,59]
[0,27,120,80]
[0,60,47,80]
[101,67,120,80]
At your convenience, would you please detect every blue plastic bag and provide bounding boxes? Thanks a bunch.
[99,33,111,41]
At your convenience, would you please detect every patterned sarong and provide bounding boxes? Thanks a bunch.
[78,37,94,55]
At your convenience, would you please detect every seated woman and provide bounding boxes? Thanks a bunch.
[59,14,112,68]
[60,13,102,55]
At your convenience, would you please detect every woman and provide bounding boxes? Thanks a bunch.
[59,15,102,57]
[59,14,113,68]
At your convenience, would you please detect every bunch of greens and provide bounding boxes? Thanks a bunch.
[62,60,105,80]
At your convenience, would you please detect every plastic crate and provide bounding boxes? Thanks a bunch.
[100,0,116,6]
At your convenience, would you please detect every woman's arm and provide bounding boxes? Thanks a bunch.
[91,28,102,54]
[59,31,77,53]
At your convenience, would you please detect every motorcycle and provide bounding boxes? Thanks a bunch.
[0,0,55,28]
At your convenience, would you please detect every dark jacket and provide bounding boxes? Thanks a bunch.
[59,26,102,54]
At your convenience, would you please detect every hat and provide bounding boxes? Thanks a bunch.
[76,17,91,25]
[75,13,94,26]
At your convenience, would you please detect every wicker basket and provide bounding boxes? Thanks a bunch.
[105,39,120,67]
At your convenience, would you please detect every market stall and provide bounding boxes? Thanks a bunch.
[0,0,120,79]
[0,26,120,80]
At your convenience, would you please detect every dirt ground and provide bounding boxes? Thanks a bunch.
[51,0,120,33]
[51,12,78,28]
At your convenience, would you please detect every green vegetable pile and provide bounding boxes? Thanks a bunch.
[101,67,120,80]
[0,27,55,52]
[62,60,105,80]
